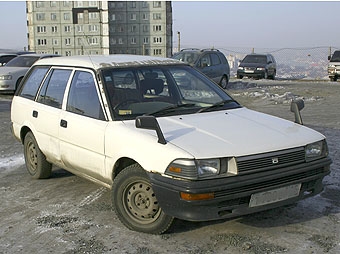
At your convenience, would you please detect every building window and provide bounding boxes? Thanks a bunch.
[65,51,71,56]
[36,1,44,8]
[89,25,98,32]
[37,39,47,46]
[142,25,149,32]
[75,1,83,7]
[110,38,117,45]
[130,13,137,20]
[153,13,161,20]
[142,13,148,20]
[89,1,97,7]
[143,37,149,44]
[88,37,98,45]
[142,1,148,8]
[50,1,57,7]
[36,13,45,21]
[153,25,162,32]
[118,26,124,32]
[64,13,71,20]
[130,1,136,8]
[64,26,71,32]
[65,38,71,45]
[77,25,84,33]
[51,26,58,33]
[153,37,162,43]
[153,1,162,8]
[153,49,162,55]
[89,12,98,20]
[51,13,57,21]
[131,37,136,44]
[118,38,123,44]
[63,1,71,7]
[130,25,137,33]
[52,38,58,45]
[37,26,46,33]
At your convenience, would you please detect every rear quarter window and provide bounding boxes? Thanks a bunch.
[18,66,50,100]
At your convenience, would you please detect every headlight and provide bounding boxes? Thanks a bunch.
[305,140,328,162]
[328,64,335,68]
[256,67,265,71]
[238,66,244,70]
[166,158,221,180]
[0,75,12,80]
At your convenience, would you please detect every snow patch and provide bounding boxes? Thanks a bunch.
[0,154,25,171]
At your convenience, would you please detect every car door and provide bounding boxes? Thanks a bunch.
[59,69,108,182]
[34,68,72,163]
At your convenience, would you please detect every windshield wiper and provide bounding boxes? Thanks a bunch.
[197,99,240,113]
[148,103,197,116]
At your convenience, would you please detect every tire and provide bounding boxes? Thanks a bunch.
[24,132,52,179]
[237,74,243,79]
[263,71,268,79]
[112,164,174,234]
[219,75,229,89]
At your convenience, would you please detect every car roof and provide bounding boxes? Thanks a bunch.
[33,54,185,69]
[17,53,60,58]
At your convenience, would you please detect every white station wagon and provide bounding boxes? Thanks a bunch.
[11,55,331,234]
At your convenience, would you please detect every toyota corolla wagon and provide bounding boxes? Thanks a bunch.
[11,55,331,234]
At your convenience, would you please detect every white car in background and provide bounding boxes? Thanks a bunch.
[11,55,332,234]
[0,54,59,93]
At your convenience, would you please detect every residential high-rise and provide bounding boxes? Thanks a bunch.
[26,1,172,57]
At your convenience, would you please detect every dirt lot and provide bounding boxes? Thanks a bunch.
[0,79,340,254]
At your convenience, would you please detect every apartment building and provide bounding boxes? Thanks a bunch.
[26,1,172,57]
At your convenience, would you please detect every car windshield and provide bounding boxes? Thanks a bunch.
[330,51,340,62]
[101,65,240,120]
[5,56,40,67]
[242,55,267,64]
[172,52,199,65]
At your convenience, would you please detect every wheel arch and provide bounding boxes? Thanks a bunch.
[20,126,32,144]
[112,157,139,179]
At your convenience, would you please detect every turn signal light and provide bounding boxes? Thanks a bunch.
[180,192,214,201]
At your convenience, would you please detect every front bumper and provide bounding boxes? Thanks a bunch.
[148,157,331,221]
[237,70,265,79]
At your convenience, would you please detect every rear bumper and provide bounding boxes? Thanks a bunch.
[148,157,331,221]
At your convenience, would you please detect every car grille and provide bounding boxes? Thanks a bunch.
[236,147,305,174]
[244,67,256,71]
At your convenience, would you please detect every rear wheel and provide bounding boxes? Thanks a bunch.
[24,132,52,179]
[219,75,229,89]
[112,164,174,234]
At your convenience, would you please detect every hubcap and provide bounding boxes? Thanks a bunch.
[123,180,161,224]
[26,141,38,172]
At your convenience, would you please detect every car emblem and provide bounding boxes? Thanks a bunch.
[272,157,279,164]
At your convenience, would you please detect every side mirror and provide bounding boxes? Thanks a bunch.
[328,55,331,61]
[290,99,304,125]
[135,115,166,144]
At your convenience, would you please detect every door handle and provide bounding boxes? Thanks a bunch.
[60,119,68,128]
[32,110,38,118]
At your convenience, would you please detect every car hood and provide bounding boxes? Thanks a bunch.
[0,66,29,75]
[239,62,267,68]
[129,108,324,158]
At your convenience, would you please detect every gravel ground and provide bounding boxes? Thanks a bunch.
[0,79,339,254]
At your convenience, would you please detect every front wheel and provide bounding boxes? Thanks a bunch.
[24,132,52,179]
[112,164,174,234]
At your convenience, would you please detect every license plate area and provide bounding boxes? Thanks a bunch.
[249,184,301,208]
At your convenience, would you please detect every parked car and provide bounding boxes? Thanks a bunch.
[0,53,17,66]
[0,54,60,93]
[327,50,340,81]
[237,53,277,79]
[11,55,331,234]
[172,48,230,88]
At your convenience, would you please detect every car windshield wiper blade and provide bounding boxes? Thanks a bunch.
[148,103,197,116]
[197,99,240,113]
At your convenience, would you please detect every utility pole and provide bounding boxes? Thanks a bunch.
[177,31,181,52]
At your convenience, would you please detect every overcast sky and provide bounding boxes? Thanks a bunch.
[1,1,340,51]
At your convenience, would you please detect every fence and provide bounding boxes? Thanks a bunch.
[176,46,340,80]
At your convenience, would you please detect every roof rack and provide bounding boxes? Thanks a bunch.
[180,48,200,51]
[200,48,220,52]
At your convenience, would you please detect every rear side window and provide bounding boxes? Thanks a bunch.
[18,66,50,100]
[37,69,72,108]
[210,53,221,66]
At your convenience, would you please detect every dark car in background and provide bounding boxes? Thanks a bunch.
[0,53,18,66]
[328,50,340,81]
[237,53,277,80]
[172,48,230,88]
